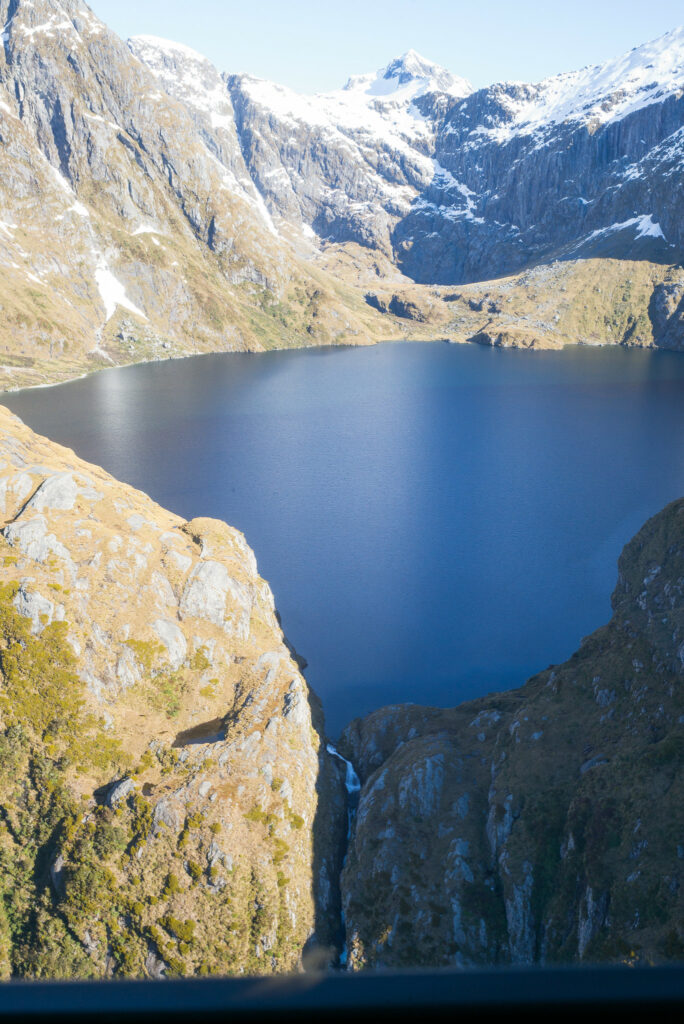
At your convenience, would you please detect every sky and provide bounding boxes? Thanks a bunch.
[88,0,683,93]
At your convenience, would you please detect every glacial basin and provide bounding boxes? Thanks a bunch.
[4,340,684,736]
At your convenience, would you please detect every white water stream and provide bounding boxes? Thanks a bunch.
[326,744,361,966]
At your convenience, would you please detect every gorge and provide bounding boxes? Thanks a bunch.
[0,341,682,974]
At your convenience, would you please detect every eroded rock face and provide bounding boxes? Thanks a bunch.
[339,499,684,969]
[1,2,683,387]
[0,0,391,390]
[0,404,342,978]
[218,32,684,284]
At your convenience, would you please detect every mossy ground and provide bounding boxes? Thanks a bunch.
[0,581,310,978]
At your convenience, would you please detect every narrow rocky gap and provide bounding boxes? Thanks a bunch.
[326,743,361,967]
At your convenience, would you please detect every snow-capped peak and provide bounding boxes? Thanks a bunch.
[384,49,452,84]
[344,50,472,100]
[489,24,684,138]
[129,34,213,69]
[128,35,232,128]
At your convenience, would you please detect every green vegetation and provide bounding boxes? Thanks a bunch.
[0,581,308,979]
[189,647,211,672]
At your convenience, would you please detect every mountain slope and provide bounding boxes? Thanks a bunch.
[0,1,682,389]
[0,403,346,977]
[339,498,684,969]
[0,0,398,390]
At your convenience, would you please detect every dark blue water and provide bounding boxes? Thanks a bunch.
[4,341,684,736]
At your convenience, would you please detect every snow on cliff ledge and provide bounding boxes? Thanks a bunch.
[483,25,684,140]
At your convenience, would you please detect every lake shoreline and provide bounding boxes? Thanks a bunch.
[4,341,684,736]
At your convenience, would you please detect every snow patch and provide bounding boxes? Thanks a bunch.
[18,16,79,41]
[67,202,89,217]
[47,164,74,195]
[635,214,666,239]
[582,213,666,245]
[129,34,209,64]
[94,261,147,322]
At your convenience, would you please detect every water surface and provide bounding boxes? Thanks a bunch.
[5,341,684,736]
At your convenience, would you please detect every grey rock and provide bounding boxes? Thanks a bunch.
[106,777,136,808]
[25,473,78,512]
[49,853,65,895]
[3,515,74,569]
[152,617,187,670]
[282,678,309,728]
[13,584,63,633]
[144,951,166,979]
[152,799,179,834]
[180,560,231,626]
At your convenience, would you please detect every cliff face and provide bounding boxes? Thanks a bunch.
[0,0,400,390]
[396,32,684,284]
[0,404,345,978]
[0,2,683,390]
[339,499,684,969]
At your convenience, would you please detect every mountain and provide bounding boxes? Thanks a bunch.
[220,49,471,255]
[134,27,684,282]
[0,1,682,390]
[0,402,681,977]
[0,404,346,977]
[0,0,401,390]
[1,1,683,981]
[339,498,684,968]
[397,27,684,283]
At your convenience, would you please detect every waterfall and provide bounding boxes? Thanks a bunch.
[326,743,361,966]
[326,742,361,837]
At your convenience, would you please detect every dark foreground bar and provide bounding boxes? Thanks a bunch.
[0,965,682,1023]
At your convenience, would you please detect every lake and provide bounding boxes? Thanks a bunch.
[4,341,684,737]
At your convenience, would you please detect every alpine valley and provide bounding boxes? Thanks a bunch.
[0,0,682,387]
[0,0,682,981]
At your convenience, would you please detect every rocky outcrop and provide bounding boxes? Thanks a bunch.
[649,279,684,349]
[339,499,684,969]
[0,404,343,978]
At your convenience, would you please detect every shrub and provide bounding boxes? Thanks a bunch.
[186,860,203,882]
[159,916,195,943]
[189,647,211,672]
[162,873,181,898]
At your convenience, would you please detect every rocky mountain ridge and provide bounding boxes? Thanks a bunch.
[0,403,346,977]
[0,0,405,390]
[0,402,681,977]
[0,0,682,391]
[338,499,684,969]
[135,25,684,280]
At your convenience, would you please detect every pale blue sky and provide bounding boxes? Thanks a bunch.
[88,0,683,92]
